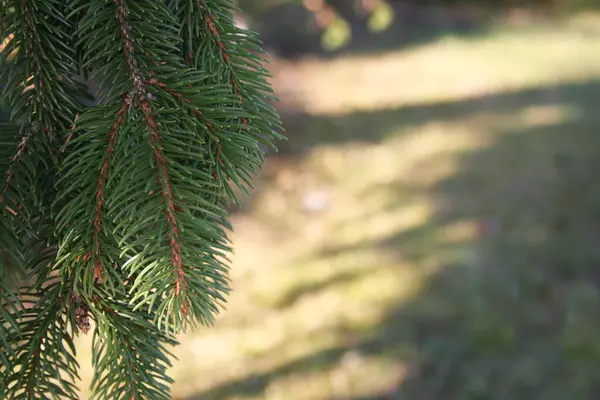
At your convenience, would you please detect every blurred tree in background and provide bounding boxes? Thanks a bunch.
[236,0,600,56]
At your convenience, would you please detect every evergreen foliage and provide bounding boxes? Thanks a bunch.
[0,0,283,397]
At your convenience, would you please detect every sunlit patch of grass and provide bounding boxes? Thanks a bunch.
[293,18,600,115]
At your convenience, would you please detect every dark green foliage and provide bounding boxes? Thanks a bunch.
[89,296,177,400]
[0,0,282,397]
[3,281,80,399]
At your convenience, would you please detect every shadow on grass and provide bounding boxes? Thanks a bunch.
[195,79,600,399]
[279,80,600,155]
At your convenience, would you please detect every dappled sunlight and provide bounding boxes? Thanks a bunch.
[168,98,582,399]
[68,12,600,400]
[333,201,433,248]
[518,104,579,129]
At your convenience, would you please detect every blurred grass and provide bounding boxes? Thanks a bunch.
[73,12,600,400]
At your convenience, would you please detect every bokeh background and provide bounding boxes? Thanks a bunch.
[80,0,600,398]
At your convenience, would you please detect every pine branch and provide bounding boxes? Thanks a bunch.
[63,0,237,331]
[0,0,88,261]
[1,3,89,396]
[0,0,88,145]
[3,279,80,400]
[54,103,129,298]
[0,278,21,395]
[0,122,23,277]
[89,295,177,400]
[176,0,285,203]
[2,0,283,395]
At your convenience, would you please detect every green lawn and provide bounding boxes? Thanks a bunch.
[76,12,600,399]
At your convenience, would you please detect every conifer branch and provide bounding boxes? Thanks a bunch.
[3,280,80,400]
[66,0,236,331]
[1,132,29,207]
[2,0,283,395]
[0,0,87,259]
[91,95,129,282]
[89,295,177,400]
[115,0,192,317]
[178,0,284,203]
